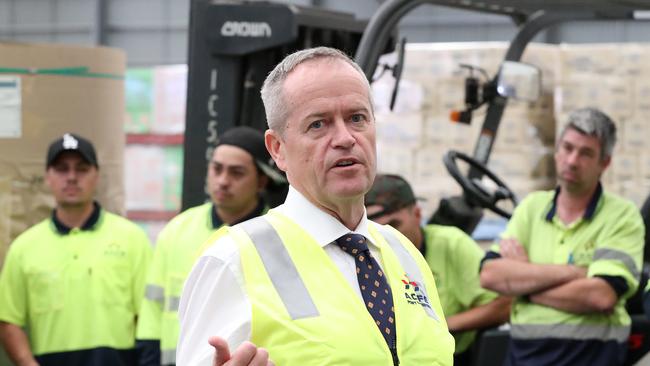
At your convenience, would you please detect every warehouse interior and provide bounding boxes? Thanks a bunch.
[2,0,649,238]
[3,0,650,365]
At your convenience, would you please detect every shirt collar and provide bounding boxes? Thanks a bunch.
[274,186,375,248]
[545,182,603,222]
[211,198,266,229]
[51,201,102,235]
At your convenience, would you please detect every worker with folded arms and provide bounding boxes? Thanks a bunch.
[480,108,644,366]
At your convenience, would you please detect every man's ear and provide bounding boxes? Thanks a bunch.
[44,168,53,190]
[600,155,612,171]
[413,204,422,223]
[265,130,287,172]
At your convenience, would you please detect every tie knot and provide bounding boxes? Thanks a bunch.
[335,233,369,256]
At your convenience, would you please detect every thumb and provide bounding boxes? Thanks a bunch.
[209,336,231,366]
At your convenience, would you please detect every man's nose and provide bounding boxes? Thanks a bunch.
[566,151,580,166]
[331,119,355,148]
[65,169,78,180]
[216,171,230,185]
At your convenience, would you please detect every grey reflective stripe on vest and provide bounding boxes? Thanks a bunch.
[145,284,164,305]
[511,323,630,343]
[593,248,640,280]
[165,296,180,312]
[376,226,439,321]
[161,349,176,365]
[239,217,319,319]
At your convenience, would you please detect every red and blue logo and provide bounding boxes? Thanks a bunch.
[402,276,431,309]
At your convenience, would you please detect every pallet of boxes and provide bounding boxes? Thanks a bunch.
[0,42,126,267]
[372,42,558,221]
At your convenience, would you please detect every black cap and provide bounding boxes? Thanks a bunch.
[46,133,98,168]
[216,126,287,185]
[365,174,419,220]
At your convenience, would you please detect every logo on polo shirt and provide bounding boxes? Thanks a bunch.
[104,242,126,258]
[571,241,596,266]
[402,276,431,309]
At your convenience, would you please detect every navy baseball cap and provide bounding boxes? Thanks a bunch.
[46,133,98,168]
[365,174,418,220]
[216,126,287,185]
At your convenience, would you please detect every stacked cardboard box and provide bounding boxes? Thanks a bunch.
[124,144,183,211]
[0,42,126,265]
[123,65,188,242]
[124,65,187,134]
[373,42,558,220]
[374,42,650,222]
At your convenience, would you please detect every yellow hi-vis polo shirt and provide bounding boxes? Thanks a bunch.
[0,205,152,366]
[485,184,644,365]
[136,200,267,365]
[421,224,499,354]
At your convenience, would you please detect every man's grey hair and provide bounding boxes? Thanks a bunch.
[260,46,372,135]
[559,107,617,160]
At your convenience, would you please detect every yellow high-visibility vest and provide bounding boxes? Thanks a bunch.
[231,211,455,365]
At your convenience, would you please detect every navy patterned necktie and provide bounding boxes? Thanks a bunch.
[336,233,396,349]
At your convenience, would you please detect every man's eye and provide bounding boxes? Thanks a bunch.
[351,114,366,123]
[309,120,323,130]
[580,150,595,158]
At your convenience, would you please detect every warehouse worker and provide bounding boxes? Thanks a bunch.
[365,173,511,365]
[136,126,285,366]
[177,47,455,366]
[480,107,644,366]
[0,133,152,366]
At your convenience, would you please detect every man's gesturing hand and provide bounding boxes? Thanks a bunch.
[209,336,274,366]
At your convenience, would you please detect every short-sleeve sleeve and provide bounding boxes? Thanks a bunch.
[0,240,28,326]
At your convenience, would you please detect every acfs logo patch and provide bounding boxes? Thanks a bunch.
[402,277,432,310]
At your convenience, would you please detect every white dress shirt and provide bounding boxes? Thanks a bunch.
[176,186,384,366]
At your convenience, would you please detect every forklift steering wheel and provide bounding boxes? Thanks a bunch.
[443,150,518,218]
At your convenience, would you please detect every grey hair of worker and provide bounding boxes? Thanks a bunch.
[260,46,373,135]
[559,107,617,161]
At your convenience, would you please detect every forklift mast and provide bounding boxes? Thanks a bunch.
[182,0,374,210]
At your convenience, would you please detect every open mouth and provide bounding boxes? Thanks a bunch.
[336,160,355,167]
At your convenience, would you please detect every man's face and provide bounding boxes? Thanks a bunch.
[368,205,422,246]
[45,151,99,208]
[555,128,610,194]
[265,58,376,210]
[207,145,265,214]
